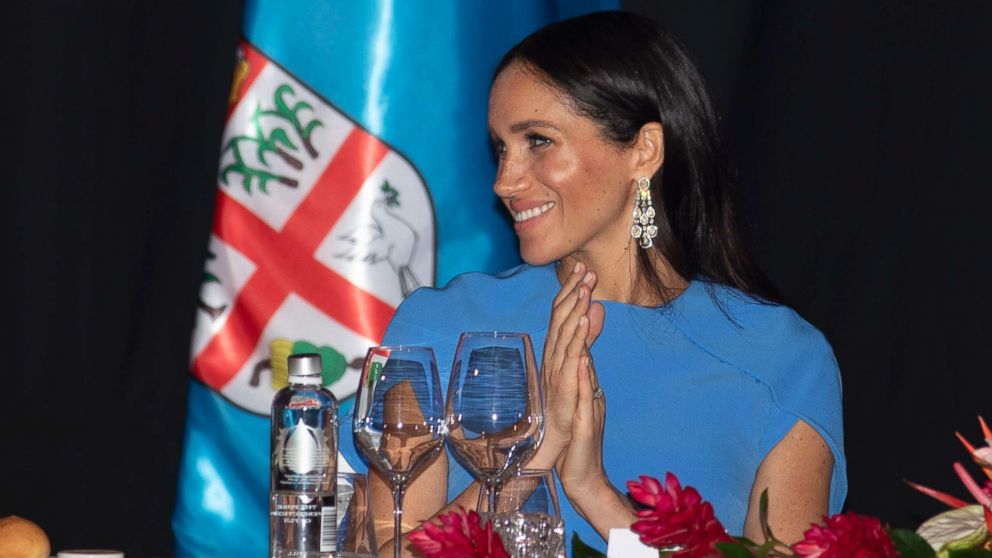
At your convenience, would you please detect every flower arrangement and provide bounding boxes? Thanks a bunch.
[612,473,914,558]
[902,416,992,555]
[408,417,992,558]
[408,508,510,558]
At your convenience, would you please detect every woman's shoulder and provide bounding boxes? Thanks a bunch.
[692,283,846,513]
[675,281,839,390]
[704,282,831,351]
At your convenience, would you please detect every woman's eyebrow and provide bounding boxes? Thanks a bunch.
[510,119,561,133]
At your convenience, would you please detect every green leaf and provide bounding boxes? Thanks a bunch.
[302,118,323,138]
[273,84,294,117]
[714,541,758,558]
[945,550,992,558]
[758,489,777,543]
[269,127,298,151]
[571,533,607,558]
[753,538,779,558]
[292,100,314,114]
[890,528,938,558]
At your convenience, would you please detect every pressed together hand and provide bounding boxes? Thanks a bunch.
[531,260,603,469]
[529,261,634,537]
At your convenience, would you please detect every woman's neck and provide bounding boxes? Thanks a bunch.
[556,243,688,306]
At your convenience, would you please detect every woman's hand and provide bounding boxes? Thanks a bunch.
[528,261,601,470]
[556,354,606,497]
[556,354,638,540]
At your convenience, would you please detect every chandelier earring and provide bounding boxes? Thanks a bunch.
[630,176,657,249]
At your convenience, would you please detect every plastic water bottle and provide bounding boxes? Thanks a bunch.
[270,353,339,558]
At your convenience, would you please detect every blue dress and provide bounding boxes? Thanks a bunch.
[340,264,846,552]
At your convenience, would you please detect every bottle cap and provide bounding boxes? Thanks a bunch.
[288,353,323,385]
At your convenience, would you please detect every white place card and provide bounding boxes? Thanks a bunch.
[607,528,657,558]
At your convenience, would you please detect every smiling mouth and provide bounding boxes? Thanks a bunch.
[513,202,555,223]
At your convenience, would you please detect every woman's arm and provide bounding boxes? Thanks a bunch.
[743,419,834,545]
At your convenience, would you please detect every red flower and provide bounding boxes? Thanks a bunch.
[792,512,898,558]
[626,473,731,558]
[407,508,510,558]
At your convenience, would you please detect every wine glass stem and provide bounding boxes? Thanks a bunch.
[392,480,407,558]
[487,478,502,514]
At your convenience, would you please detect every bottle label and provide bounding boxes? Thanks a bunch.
[276,418,331,485]
[270,493,336,555]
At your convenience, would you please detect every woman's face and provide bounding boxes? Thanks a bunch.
[488,63,637,266]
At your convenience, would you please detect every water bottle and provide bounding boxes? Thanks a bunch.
[270,353,339,558]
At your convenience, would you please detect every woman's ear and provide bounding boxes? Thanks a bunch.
[631,122,664,178]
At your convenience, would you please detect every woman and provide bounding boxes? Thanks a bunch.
[343,10,846,553]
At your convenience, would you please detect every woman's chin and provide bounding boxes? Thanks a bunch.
[518,244,563,268]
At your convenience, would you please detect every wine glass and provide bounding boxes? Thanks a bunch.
[478,469,565,558]
[334,472,377,558]
[445,332,543,513]
[353,346,445,558]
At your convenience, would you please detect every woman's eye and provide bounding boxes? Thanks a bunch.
[490,140,507,158]
[526,134,551,149]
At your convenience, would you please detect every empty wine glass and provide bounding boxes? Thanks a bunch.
[353,346,445,558]
[478,469,565,558]
[335,472,377,558]
[445,332,543,513]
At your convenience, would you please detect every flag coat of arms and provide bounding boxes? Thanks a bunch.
[174,1,617,556]
[194,41,435,415]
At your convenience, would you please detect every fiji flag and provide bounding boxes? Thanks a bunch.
[173,1,616,557]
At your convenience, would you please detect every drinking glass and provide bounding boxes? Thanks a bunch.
[445,332,543,513]
[335,472,377,558]
[478,469,565,558]
[353,346,445,558]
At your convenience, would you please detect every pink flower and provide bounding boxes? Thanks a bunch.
[627,473,731,558]
[792,512,898,558]
[975,446,992,467]
[407,508,510,558]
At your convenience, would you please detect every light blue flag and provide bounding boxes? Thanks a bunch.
[173,1,616,557]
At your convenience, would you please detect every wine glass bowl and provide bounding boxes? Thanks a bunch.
[352,346,445,557]
[445,332,543,507]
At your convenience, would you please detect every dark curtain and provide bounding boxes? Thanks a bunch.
[2,1,990,555]
[625,0,992,528]
[0,1,242,555]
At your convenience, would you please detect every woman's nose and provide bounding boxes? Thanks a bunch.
[493,156,528,198]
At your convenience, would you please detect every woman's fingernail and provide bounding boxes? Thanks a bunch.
[583,271,594,284]
[578,287,585,300]
[573,262,582,274]
[579,316,587,326]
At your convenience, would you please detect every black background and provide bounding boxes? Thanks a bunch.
[2,1,990,555]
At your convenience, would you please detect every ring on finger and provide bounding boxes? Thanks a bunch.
[592,387,604,400]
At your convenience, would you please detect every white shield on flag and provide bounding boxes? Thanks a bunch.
[192,42,435,414]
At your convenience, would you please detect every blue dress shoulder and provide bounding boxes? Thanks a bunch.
[339,264,846,552]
